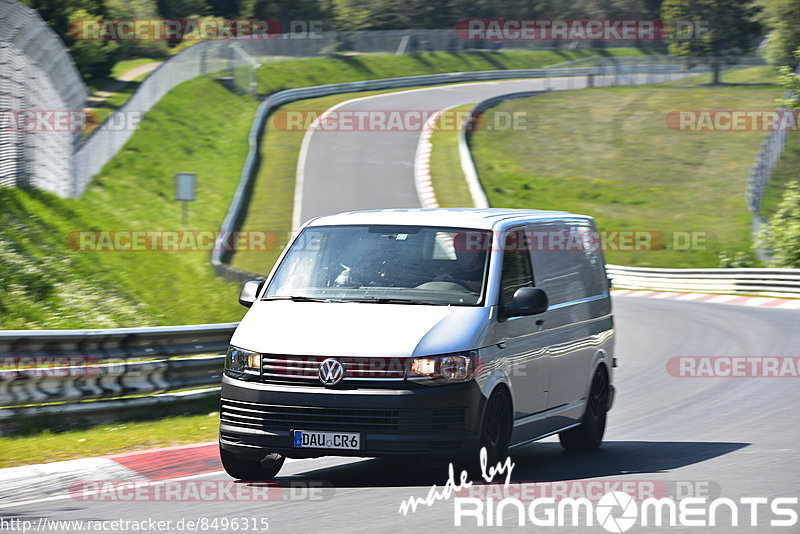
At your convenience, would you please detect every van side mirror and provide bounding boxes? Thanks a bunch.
[504,287,549,318]
[239,280,264,308]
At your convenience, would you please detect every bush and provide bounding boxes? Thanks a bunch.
[718,251,754,268]
[67,8,119,80]
[758,180,800,267]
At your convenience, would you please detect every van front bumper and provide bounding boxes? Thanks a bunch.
[219,374,485,460]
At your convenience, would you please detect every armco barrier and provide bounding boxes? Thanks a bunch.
[2,265,798,430]
[0,323,236,412]
[456,71,800,284]
[213,60,718,280]
[607,265,800,298]
[0,388,219,434]
[6,58,796,429]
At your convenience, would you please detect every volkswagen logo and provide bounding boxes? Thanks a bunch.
[318,358,344,386]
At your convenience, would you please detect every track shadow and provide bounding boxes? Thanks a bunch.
[274,440,748,488]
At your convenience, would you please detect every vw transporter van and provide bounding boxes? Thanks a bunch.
[219,208,615,479]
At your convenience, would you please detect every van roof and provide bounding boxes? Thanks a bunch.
[306,208,593,231]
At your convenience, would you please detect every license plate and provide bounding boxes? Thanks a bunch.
[292,430,361,450]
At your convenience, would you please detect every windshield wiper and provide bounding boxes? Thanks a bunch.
[341,297,441,305]
[261,295,338,303]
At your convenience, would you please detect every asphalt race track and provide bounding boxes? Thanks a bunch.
[5,298,799,532]
[295,71,688,227]
[5,74,799,532]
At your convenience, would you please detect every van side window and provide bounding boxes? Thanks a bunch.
[500,230,534,306]
[528,224,606,304]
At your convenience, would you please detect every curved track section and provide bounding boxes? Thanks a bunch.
[3,299,799,532]
[295,72,685,227]
[4,73,798,533]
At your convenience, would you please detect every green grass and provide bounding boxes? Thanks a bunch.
[430,104,475,207]
[232,88,437,273]
[0,49,665,455]
[87,58,163,128]
[256,49,649,95]
[232,49,650,273]
[762,131,800,217]
[89,84,139,125]
[0,411,219,468]
[434,67,783,267]
[86,58,161,95]
[0,77,258,328]
[668,64,781,86]
[110,58,161,79]
[3,50,649,327]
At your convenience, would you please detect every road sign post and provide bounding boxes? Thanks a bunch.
[174,173,196,226]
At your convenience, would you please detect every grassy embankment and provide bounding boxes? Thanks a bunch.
[429,66,783,267]
[226,48,651,272]
[1,50,651,463]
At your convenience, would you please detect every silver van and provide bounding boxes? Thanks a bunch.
[219,208,615,479]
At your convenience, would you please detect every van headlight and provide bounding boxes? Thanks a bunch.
[225,346,261,377]
[407,351,477,383]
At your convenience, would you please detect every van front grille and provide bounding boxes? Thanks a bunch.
[220,398,466,433]
[258,354,407,385]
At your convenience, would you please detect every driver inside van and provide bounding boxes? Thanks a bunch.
[434,233,486,293]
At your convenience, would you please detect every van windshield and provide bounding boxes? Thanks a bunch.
[263,225,492,306]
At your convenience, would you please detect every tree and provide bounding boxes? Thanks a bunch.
[776,47,800,109]
[66,8,120,79]
[206,0,243,18]
[759,180,800,268]
[105,0,169,60]
[756,0,800,69]
[155,0,210,19]
[248,0,328,27]
[661,0,761,84]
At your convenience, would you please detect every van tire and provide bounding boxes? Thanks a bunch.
[559,366,609,451]
[220,446,285,480]
[478,387,513,467]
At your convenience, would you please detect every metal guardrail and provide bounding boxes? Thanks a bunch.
[455,70,800,299]
[0,323,236,411]
[0,387,219,434]
[213,59,720,280]
[5,54,796,430]
[459,90,546,210]
[607,264,800,297]
[5,11,669,200]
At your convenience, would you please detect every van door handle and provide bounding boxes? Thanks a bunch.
[536,319,544,326]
